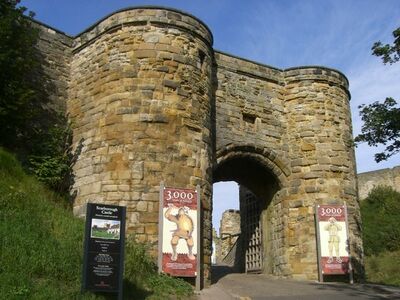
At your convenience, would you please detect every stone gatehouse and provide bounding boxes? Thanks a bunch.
[32,6,363,286]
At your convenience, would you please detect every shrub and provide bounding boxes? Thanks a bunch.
[365,250,400,286]
[361,185,400,255]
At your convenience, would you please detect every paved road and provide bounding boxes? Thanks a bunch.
[198,267,400,300]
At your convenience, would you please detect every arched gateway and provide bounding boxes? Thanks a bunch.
[33,6,363,286]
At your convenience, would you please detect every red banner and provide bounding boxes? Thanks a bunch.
[316,204,350,275]
[160,187,198,277]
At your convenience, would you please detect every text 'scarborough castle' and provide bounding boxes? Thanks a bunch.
[34,7,363,285]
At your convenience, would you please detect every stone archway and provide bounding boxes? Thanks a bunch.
[213,147,288,276]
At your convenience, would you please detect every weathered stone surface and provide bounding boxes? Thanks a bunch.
[358,166,400,199]
[34,6,362,286]
[214,210,241,264]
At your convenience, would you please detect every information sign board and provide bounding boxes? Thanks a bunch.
[82,203,126,296]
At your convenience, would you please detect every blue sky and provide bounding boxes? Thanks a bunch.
[21,0,400,232]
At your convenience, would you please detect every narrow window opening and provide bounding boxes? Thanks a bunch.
[242,113,257,124]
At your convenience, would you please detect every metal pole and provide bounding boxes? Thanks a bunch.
[118,206,126,300]
[195,185,201,292]
[158,182,165,273]
[315,204,323,282]
[344,203,354,284]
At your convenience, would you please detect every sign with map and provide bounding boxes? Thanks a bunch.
[316,204,351,278]
[82,203,126,296]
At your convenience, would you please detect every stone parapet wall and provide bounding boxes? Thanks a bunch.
[358,166,400,199]
[73,7,213,51]
[32,20,73,112]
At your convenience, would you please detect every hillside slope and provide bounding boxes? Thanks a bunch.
[0,149,192,299]
[0,149,89,298]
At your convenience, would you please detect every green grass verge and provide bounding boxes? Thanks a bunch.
[365,250,400,287]
[0,148,193,299]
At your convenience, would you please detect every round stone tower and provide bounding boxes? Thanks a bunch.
[283,67,362,279]
[68,6,214,276]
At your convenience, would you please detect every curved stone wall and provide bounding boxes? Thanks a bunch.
[68,8,214,265]
[283,67,361,279]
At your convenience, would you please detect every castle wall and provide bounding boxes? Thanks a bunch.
[31,6,363,285]
[67,10,214,272]
[358,166,400,199]
[283,67,362,279]
[216,209,241,264]
[33,21,72,112]
[214,52,287,157]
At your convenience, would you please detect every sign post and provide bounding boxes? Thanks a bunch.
[158,185,200,288]
[82,203,126,299]
[316,204,352,282]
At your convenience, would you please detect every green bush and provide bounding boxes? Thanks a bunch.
[361,185,400,255]
[124,240,193,299]
[27,118,72,194]
[365,250,400,286]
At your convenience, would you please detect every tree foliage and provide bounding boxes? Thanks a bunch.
[355,26,400,162]
[361,186,400,255]
[372,27,400,64]
[27,115,73,193]
[355,98,400,162]
[0,0,39,147]
[0,1,72,194]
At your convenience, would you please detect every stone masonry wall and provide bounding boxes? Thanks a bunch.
[215,209,241,264]
[283,67,361,279]
[68,10,214,281]
[358,166,400,199]
[215,52,287,160]
[33,21,73,112]
[33,6,362,285]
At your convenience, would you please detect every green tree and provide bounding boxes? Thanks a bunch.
[372,27,400,65]
[355,27,400,162]
[0,1,72,194]
[0,0,39,147]
[355,98,400,162]
[361,186,400,255]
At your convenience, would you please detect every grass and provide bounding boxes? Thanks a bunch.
[0,148,193,299]
[365,250,400,287]
[91,229,119,240]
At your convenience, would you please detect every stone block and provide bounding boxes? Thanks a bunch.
[134,49,157,58]
[140,212,159,223]
[136,201,148,212]
[145,224,158,235]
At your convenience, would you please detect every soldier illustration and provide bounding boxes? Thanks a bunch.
[324,217,342,263]
[164,204,195,261]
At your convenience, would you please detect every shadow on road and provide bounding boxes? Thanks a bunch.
[211,264,241,284]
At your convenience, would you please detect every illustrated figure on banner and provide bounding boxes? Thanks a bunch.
[324,217,342,263]
[165,204,195,261]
